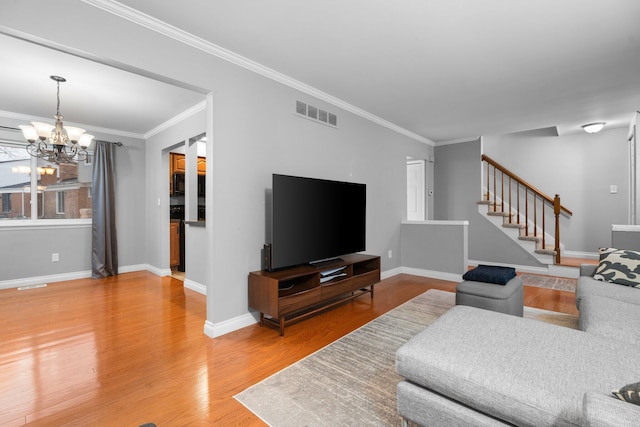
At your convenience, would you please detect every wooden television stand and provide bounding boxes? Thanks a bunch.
[248,253,381,336]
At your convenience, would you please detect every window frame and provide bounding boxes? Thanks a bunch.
[0,138,93,228]
[1,193,11,213]
[56,191,65,214]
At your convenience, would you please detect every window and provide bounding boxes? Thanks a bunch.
[0,141,93,221]
[1,193,11,213]
[56,191,65,214]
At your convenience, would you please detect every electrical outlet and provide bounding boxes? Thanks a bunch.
[610,185,618,194]
[388,250,392,259]
[51,253,59,262]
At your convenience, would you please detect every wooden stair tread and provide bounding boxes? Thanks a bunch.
[535,248,557,256]
[487,211,510,217]
[503,223,526,229]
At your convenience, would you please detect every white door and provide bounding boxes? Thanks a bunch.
[407,160,425,221]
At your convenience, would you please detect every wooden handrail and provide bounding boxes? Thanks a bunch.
[482,155,572,216]
[482,154,572,264]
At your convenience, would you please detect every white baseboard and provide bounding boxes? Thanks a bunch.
[398,267,463,283]
[0,263,150,291]
[381,267,403,280]
[0,270,92,290]
[563,250,598,260]
[119,264,149,274]
[547,264,580,279]
[204,312,258,338]
[184,279,206,295]
[146,264,172,277]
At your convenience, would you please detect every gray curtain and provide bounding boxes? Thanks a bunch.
[92,140,118,278]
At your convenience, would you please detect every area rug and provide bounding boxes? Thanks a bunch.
[234,289,578,426]
[520,273,577,292]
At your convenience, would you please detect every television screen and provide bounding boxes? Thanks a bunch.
[269,174,366,270]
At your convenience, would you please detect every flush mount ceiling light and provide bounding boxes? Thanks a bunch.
[581,122,606,134]
[19,75,94,164]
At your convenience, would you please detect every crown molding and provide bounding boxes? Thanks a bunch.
[144,100,206,139]
[434,136,481,147]
[81,0,433,146]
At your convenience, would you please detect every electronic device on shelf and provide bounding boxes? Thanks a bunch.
[265,174,366,271]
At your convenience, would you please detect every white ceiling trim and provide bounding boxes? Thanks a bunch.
[144,100,206,140]
[81,0,433,146]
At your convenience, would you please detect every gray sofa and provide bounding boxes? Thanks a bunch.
[395,266,640,426]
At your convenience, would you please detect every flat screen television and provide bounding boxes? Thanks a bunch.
[267,174,366,271]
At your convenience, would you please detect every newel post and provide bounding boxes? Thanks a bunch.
[553,194,561,264]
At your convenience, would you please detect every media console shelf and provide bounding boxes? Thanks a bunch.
[248,253,381,336]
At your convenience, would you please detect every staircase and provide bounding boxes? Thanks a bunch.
[479,155,573,266]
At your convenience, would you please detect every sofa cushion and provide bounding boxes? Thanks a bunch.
[593,248,640,288]
[578,294,640,345]
[583,392,640,427]
[462,265,516,285]
[396,305,640,427]
[576,275,640,310]
[397,380,510,426]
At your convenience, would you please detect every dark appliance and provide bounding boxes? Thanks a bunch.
[267,174,366,271]
[198,174,205,197]
[172,173,185,195]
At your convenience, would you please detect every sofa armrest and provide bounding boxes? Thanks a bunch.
[583,392,640,427]
[580,264,597,277]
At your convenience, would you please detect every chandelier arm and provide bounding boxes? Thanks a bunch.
[22,75,90,164]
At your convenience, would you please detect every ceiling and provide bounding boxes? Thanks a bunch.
[1,0,640,143]
[0,33,206,138]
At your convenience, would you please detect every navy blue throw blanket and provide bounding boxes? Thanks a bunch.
[462,265,517,285]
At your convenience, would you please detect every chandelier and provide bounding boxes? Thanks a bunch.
[19,76,94,164]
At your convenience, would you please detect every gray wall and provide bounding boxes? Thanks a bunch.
[145,109,206,276]
[205,78,433,324]
[0,120,146,285]
[400,221,468,275]
[612,226,640,251]
[434,140,544,267]
[433,127,630,268]
[0,3,433,329]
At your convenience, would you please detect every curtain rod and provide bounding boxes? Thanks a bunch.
[95,140,123,147]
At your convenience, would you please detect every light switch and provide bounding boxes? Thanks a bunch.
[610,185,618,194]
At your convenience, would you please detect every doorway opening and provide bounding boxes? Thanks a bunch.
[169,143,187,280]
[168,133,207,281]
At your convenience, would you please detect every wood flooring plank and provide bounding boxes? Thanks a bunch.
[0,271,576,426]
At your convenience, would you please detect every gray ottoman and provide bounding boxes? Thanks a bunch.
[456,277,524,316]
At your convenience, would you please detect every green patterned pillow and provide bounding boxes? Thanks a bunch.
[593,248,640,288]
[612,381,640,405]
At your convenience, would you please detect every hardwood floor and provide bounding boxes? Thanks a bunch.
[0,271,577,426]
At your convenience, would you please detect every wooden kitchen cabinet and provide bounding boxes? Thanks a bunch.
[171,153,186,174]
[170,153,206,175]
[170,220,180,267]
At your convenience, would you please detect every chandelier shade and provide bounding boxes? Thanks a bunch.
[20,76,94,164]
